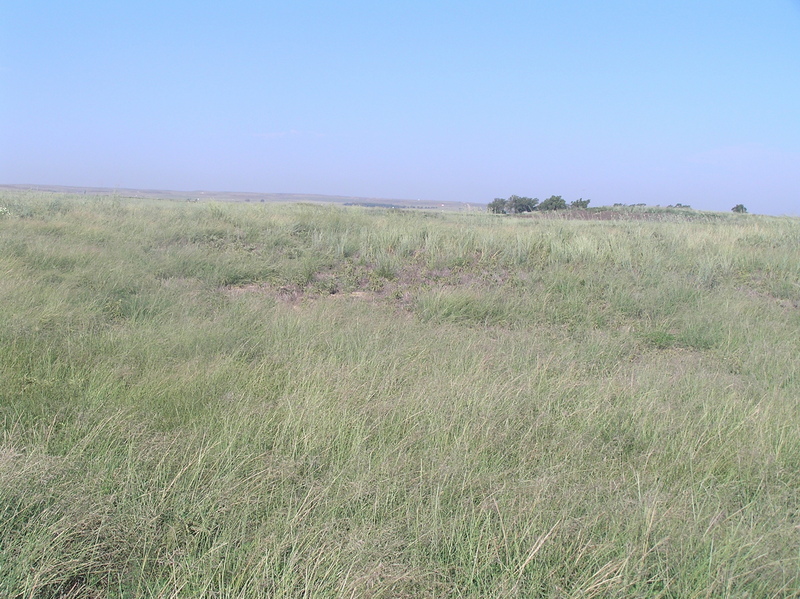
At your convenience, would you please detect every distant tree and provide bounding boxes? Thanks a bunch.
[539,195,567,211]
[488,198,507,214]
[570,198,590,209]
[508,195,538,213]
[732,204,747,213]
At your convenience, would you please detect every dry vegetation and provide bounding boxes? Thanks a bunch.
[1,191,798,597]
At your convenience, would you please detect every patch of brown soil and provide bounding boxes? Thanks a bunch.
[738,286,799,310]
[222,282,271,297]
[221,257,512,312]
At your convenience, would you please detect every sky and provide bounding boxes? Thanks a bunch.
[2,1,800,215]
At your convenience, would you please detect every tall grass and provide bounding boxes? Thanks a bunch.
[1,191,799,597]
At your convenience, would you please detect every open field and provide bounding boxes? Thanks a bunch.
[1,191,799,597]
[0,185,477,212]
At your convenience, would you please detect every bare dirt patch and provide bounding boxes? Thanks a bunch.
[738,286,799,310]
[221,257,508,312]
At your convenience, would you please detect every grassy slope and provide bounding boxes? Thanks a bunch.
[1,192,798,597]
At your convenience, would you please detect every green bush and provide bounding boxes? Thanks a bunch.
[538,195,567,210]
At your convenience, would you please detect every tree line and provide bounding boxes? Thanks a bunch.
[488,195,590,214]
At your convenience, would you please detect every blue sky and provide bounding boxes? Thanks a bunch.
[2,1,799,215]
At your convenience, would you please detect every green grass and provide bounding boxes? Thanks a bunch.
[1,191,799,597]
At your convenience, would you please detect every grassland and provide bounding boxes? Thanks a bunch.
[1,191,798,597]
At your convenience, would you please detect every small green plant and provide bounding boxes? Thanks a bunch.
[0,205,9,217]
[640,329,676,349]
[374,258,397,280]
